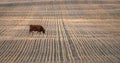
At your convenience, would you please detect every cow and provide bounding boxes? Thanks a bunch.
[29,25,45,34]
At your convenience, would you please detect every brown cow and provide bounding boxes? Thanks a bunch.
[29,25,45,34]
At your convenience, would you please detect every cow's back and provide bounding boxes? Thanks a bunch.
[30,25,37,31]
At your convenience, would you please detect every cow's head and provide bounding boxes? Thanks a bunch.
[42,29,45,34]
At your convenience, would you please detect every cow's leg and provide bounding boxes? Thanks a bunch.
[29,31,31,34]
[29,31,32,35]
[29,29,32,34]
[29,31,33,35]
[37,31,39,34]
[32,32,33,36]
[39,32,41,35]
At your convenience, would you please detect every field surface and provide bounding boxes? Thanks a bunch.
[0,0,120,63]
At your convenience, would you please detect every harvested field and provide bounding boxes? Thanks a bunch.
[0,0,120,63]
